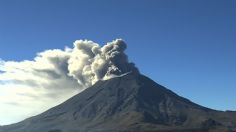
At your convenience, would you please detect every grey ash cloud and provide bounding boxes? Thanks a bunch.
[68,39,139,87]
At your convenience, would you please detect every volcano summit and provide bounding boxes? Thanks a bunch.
[0,39,236,132]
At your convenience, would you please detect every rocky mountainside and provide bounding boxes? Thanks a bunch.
[1,73,236,132]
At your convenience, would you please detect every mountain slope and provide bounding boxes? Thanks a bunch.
[1,73,236,132]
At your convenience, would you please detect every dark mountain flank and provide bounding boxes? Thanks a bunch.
[1,73,236,132]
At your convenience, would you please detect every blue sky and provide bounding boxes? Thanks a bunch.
[0,0,236,113]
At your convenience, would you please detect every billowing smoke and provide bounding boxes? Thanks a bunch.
[0,39,138,125]
[68,39,138,87]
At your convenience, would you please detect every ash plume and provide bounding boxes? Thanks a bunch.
[68,39,138,87]
[0,39,138,124]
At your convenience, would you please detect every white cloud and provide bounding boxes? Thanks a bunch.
[0,49,80,125]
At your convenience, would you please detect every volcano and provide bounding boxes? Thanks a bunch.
[1,73,236,132]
